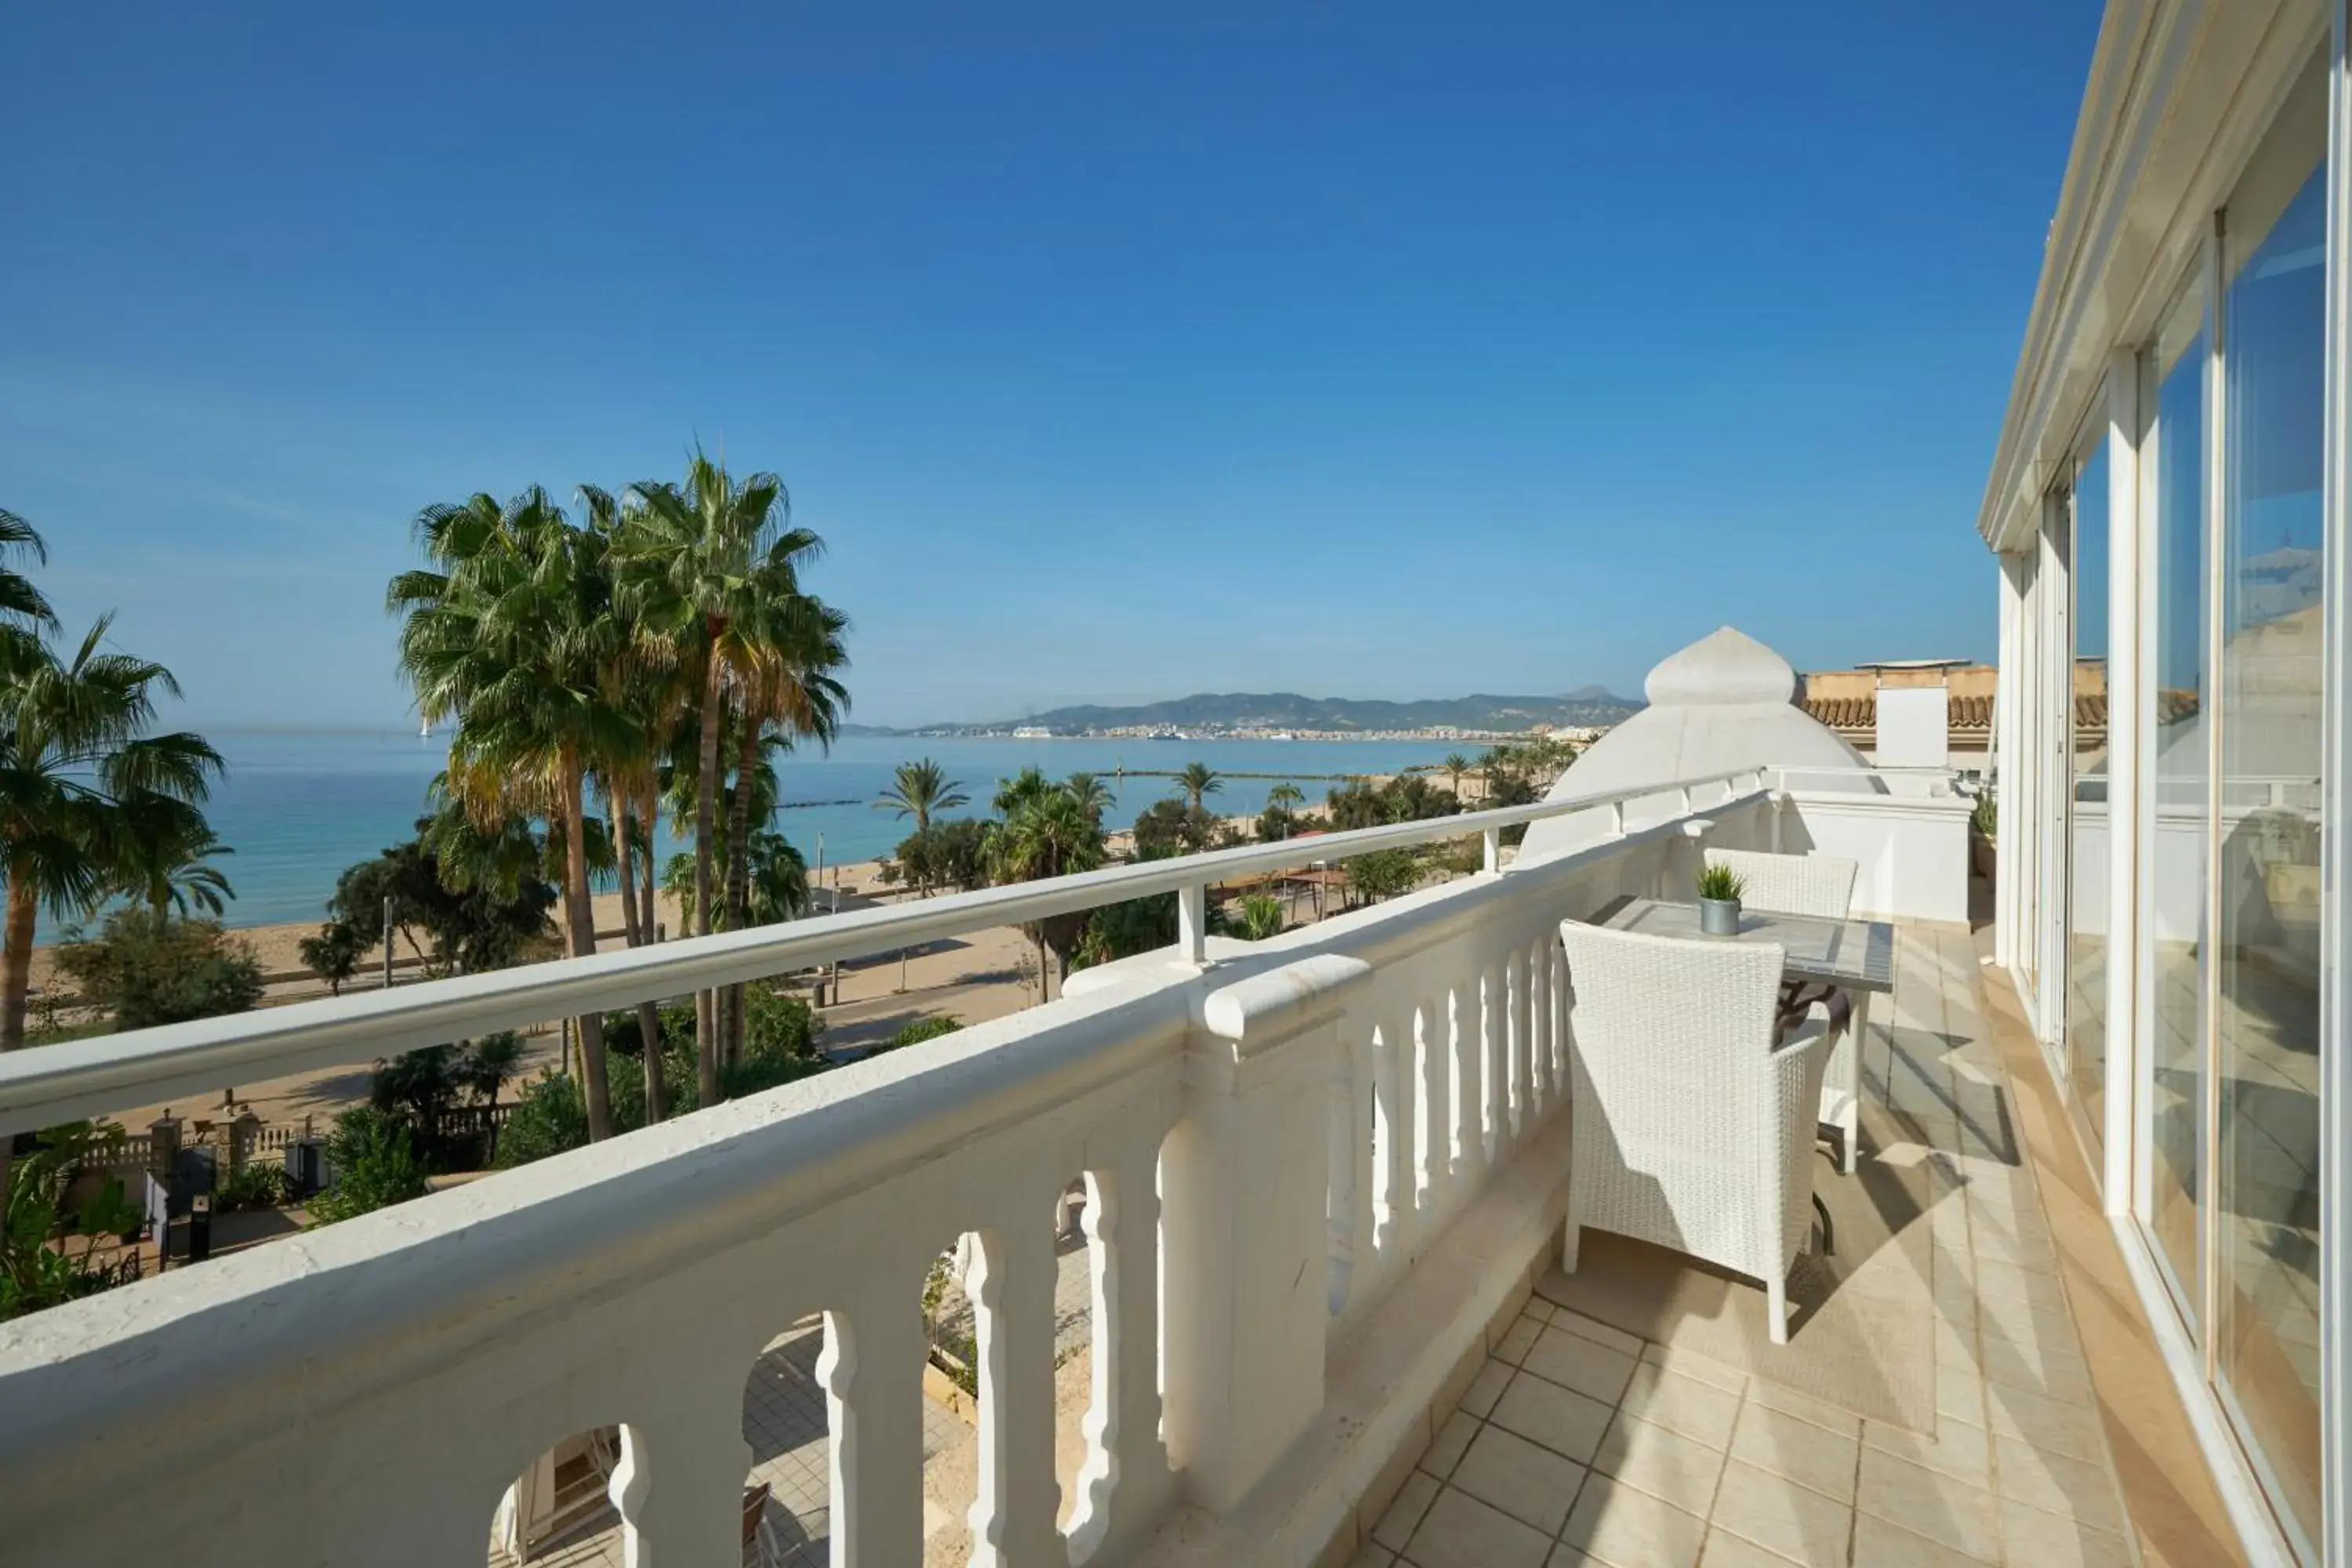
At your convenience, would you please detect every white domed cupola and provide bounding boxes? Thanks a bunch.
[1519,626,1875,859]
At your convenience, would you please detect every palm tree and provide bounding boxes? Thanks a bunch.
[0,508,57,656]
[720,590,848,1058]
[985,787,1105,1001]
[992,765,1057,817]
[390,488,630,1142]
[1440,753,1472,800]
[0,615,224,1049]
[619,451,823,1104]
[1064,771,1115,826]
[1266,781,1305,813]
[876,757,968,837]
[1174,761,1221,813]
[108,792,235,919]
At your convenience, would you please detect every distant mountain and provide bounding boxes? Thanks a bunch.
[903,690,1642,735]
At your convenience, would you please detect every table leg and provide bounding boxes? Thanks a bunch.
[1835,991,1867,1174]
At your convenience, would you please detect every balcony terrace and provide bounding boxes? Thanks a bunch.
[0,731,2234,1568]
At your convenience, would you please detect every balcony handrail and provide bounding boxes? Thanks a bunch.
[0,765,1782,1135]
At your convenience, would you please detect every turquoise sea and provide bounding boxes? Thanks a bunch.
[68,730,1467,936]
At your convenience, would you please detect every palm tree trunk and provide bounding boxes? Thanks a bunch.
[639,785,660,939]
[612,785,641,949]
[612,786,666,1124]
[692,653,724,1108]
[723,713,760,1064]
[562,753,614,1142]
[0,873,33,1051]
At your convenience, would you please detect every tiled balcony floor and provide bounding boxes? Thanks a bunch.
[1360,926,2140,1568]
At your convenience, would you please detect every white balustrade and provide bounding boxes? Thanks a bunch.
[0,768,1930,1566]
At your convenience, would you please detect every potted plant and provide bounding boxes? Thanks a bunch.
[1696,862,1745,936]
[1969,788,1997,882]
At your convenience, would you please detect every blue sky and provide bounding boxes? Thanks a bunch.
[1,2,2098,729]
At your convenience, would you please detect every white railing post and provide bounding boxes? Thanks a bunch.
[1679,784,1693,815]
[1160,953,1370,1513]
[620,1375,757,1568]
[1064,1152,1173,1562]
[1481,826,1502,874]
[1178,883,1207,965]
[1609,800,1626,837]
[825,1283,931,1568]
[966,1215,1062,1567]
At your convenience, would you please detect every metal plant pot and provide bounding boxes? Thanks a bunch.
[1698,896,1742,936]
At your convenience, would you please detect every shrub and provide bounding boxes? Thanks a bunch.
[879,1015,962,1051]
[495,1071,593,1169]
[307,1108,429,1225]
[216,1162,296,1212]
[54,910,264,1031]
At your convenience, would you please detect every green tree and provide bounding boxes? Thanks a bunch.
[662,828,809,930]
[1440,753,1472,800]
[1344,849,1421,906]
[1173,761,1221,813]
[54,909,263,1030]
[390,488,633,1141]
[107,793,234,919]
[1131,799,1218,858]
[297,920,366,996]
[1064,771,1116,827]
[884,818,989,896]
[985,786,1106,999]
[619,451,829,1104]
[0,612,225,1051]
[718,591,848,1058]
[323,822,558,979]
[875,758,969,844]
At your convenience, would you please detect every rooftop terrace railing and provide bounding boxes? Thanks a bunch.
[0,766,1802,1137]
[0,768,1875,1566]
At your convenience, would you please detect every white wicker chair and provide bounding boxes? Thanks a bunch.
[1703,848,1857,918]
[1557,920,1842,1343]
[1704,848,1863,1176]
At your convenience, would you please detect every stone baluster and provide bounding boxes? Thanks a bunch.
[1416,996,1451,1225]
[1161,953,1370,1513]
[824,1279,929,1568]
[617,1376,755,1567]
[1480,956,1508,1167]
[1374,1003,1417,1265]
[1344,1012,1379,1306]
[1451,978,1486,1193]
[966,1214,1062,1567]
[1065,1156,1173,1562]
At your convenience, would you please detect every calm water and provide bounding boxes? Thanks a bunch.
[64,730,1464,935]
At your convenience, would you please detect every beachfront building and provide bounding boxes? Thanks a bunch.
[1980,4,2346,1563]
[0,14,2341,1568]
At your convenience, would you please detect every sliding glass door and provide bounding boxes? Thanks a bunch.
[2067,441,2111,1158]
[2140,271,2207,1326]
[2213,137,2325,1548]
[2122,66,2328,1557]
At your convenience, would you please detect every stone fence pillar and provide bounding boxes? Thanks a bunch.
[1160,953,1371,1514]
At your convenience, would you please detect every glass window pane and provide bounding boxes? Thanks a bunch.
[2068,444,2109,1151]
[2145,288,2206,1323]
[2216,158,2323,1542]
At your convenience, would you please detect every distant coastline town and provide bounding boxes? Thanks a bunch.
[911,720,1615,745]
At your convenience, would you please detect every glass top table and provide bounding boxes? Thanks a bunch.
[1585,896,1895,1174]
[1592,896,1896,994]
